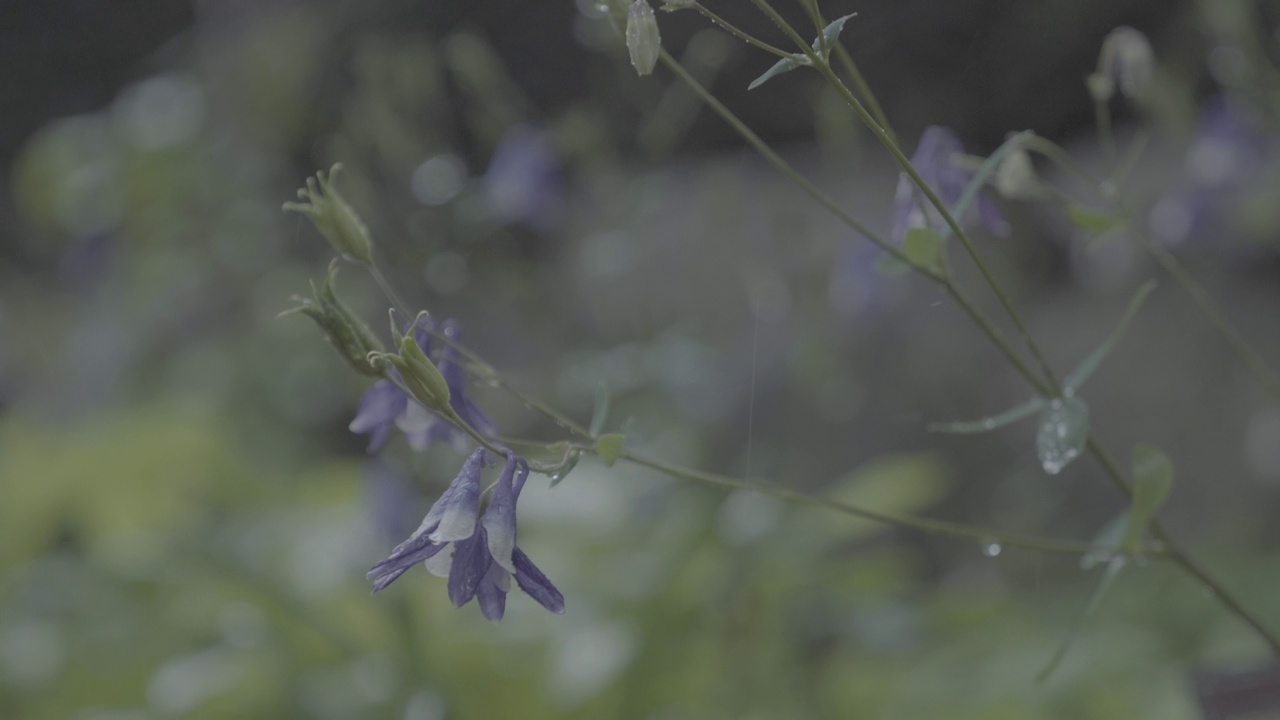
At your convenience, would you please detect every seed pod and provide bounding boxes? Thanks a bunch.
[626,0,661,76]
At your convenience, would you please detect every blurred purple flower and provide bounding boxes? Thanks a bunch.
[1149,97,1267,247]
[485,124,562,231]
[368,449,565,621]
[889,126,1009,244]
[349,316,495,453]
[363,461,423,543]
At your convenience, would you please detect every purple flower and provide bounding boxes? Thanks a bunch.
[889,126,1009,244]
[485,124,562,231]
[348,316,495,453]
[1149,97,1267,247]
[368,449,565,621]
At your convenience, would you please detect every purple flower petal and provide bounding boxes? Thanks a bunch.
[447,527,492,608]
[367,540,447,593]
[481,453,528,573]
[476,564,510,622]
[349,381,409,452]
[512,546,565,615]
[424,449,488,542]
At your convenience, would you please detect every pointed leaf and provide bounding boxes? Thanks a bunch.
[903,227,945,272]
[1080,511,1127,569]
[927,396,1045,434]
[1068,205,1122,234]
[1037,557,1126,683]
[749,55,806,91]
[590,382,610,437]
[1036,397,1089,474]
[595,433,626,467]
[942,130,1035,241]
[1121,444,1173,553]
[747,14,855,91]
[1064,280,1156,393]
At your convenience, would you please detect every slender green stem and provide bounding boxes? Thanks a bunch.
[369,264,412,319]
[1094,99,1117,167]
[689,3,796,60]
[657,22,1280,652]
[749,0,1064,393]
[616,448,1110,556]
[832,44,895,144]
[1025,136,1280,402]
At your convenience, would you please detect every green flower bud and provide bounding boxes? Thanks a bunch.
[1091,27,1155,103]
[626,0,661,76]
[372,312,452,414]
[283,164,375,265]
[280,261,384,376]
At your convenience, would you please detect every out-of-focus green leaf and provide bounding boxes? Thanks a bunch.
[1037,557,1127,683]
[1067,205,1122,234]
[590,381,610,437]
[903,227,946,272]
[596,433,626,467]
[1122,444,1174,553]
[800,453,950,541]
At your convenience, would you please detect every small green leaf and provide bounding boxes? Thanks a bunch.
[903,227,945,271]
[1064,280,1156,393]
[1036,397,1089,475]
[747,14,854,91]
[595,433,626,467]
[1068,205,1122,234]
[873,253,911,277]
[927,396,1045,434]
[1121,444,1174,553]
[748,55,807,91]
[1037,557,1126,683]
[590,382,610,437]
[942,130,1035,240]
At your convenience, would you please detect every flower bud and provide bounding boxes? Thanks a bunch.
[626,0,661,76]
[280,261,384,376]
[283,164,375,265]
[1091,27,1155,102]
[371,312,453,414]
[994,147,1043,200]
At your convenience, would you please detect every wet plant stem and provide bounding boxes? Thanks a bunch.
[664,5,1280,653]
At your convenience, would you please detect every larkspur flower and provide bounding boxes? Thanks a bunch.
[1149,97,1267,247]
[349,316,496,453]
[368,449,565,621]
[485,124,562,231]
[888,126,1010,245]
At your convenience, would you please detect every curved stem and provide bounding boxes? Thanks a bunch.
[1025,135,1280,402]
[689,2,796,60]
[748,0,1062,393]
[616,448,1110,556]
[657,26,1280,652]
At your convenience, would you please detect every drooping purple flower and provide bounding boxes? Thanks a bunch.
[348,316,495,453]
[484,124,562,231]
[889,126,1009,244]
[368,449,565,621]
[1149,97,1267,247]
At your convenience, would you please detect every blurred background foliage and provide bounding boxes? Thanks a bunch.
[3,0,1280,718]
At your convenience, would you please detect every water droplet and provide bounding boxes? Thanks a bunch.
[981,540,1002,558]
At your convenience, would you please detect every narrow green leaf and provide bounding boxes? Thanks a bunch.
[548,443,581,488]
[927,396,1045,434]
[1063,280,1157,393]
[873,253,911,277]
[590,382,610,437]
[903,227,945,271]
[1036,397,1089,475]
[1121,444,1174,553]
[942,130,1035,240]
[749,55,806,91]
[1068,205,1122,234]
[595,433,626,467]
[1037,558,1126,683]
[747,14,854,90]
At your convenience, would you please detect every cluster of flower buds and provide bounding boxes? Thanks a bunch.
[279,261,384,377]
